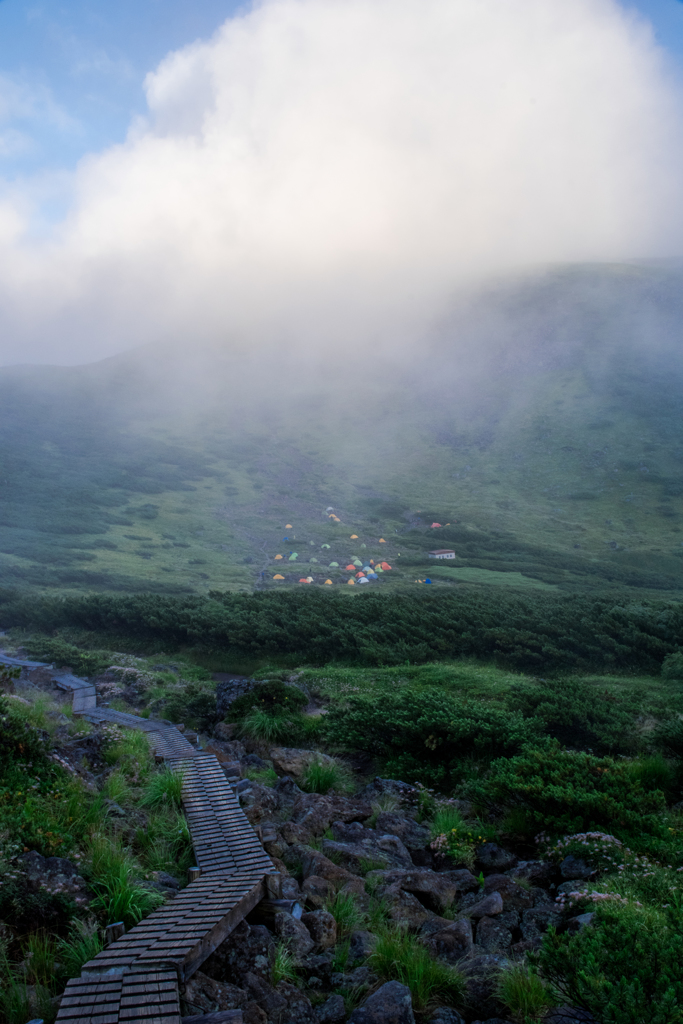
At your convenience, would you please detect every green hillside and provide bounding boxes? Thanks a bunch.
[2,262,683,598]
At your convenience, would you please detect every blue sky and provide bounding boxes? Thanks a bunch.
[0,0,682,183]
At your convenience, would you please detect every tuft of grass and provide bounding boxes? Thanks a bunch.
[429,805,467,839]
[89,863,165,928]
[240,708,300,743]
[272,940,299,985]
[371,927,465,1011]
[245,766,278,786]
[325,891,365,938]
[301,757,353,795]
[140,767,184,809]
[103,728,153,783]
[627,754,675,795]
[102,770,132,806]
[134,809,193,876]
[57,920,105,980]
[23,931,56,988]
[331,939,351,973]
[368,793,400,826]
[498,963,556,1022]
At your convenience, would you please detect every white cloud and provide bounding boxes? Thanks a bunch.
[0,0,681,365]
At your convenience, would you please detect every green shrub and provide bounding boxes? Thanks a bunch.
[245,766,278,786]
[469,740,667,841]
[371,927,465,1011]
[627,755,676,797]
[57,920,105,979]
[163,681,217,730]
[240,707,301,743]
[21,636,109,677]
[228,680,308,721]
[89,863,165,928]
[430,805,467,838]
[661,651,683,680]
[536,902,683,1024]
[272,940,299,983]
[498,963,555,1023]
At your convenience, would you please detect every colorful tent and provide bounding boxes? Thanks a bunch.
[274,554,283,560]
[425,578,432,584]
[310,557,318,563]
[375,566,384,572]
[286,524,293,529]
[299,578,310,583]
[289,553,298,561]
[379,538,386,543]
[345,564,356,571]
[321,544,331,549]
[380,562,392,570]
[362,565,372,571]
[273,574,285,579]
[307,576,314,582]
[370,559,375,565]
[330,561,339,567]
[358,577,370,584]
[360,543,367,549]
[347,578,355,585]
[367,572,378,579]
[324,579,333,584]
[431,523,442,528]
[355,571,365,578]
[350,534,358,539]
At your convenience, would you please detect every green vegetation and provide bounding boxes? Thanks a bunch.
[370,927,465,1011]
[325,891,365,938]
[498,963,555,1023]
[301,757,352,795]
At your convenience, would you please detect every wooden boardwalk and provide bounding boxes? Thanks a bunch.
[0,651,274,1023]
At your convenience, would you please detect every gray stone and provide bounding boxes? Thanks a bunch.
[183,971,247,1015]
[348,981,415,1024]
[475,844,517,872]
[482,875,533,912]
[318,994,347,1024]
[476,916,513,952]
[422,918,473,962]
[560,856,595,881]
[349,930,378,960]
[374,814,431,853]
[357,778,418,804]
[323,836,411,873]
[270,747,334,778]
[202,921,275,983]
[365,868,478,914]
[243,971,288,1016]
[520,905,562,942]
[291,845,358,888]
[302,875,336,909]
[507,860,554,886]
[567,912,595,933]
[301,910,337,949]
[276,979,318,1024]
[282,877,301,900]
[274,775,304,807]
[427,1010,466,1024]
[274,912,314,957]
[557,881,590,897]
[468,892,504,919]
[461,955,510,1020]
[240,782,278,824]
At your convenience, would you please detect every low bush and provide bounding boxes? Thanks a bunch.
[163,681,218,731]
[239,707,302,743]
[140,767,184,809]
[56,920,105,980]
[301,758,352,795]
[89,863,165,928]
[498,963,555,1023]
[325,892,364,938]
[21,636,109,677]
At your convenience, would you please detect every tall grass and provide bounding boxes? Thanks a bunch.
[272,941,299,984]
[302,758,352,795]
[89,863,165,928]
[497,963,555,1022]
[134,809,193,876]
[325,891,365,938]
[140,767,184,809]
[371,928,465,1011]
[429,805,467,839]
[240,707,299,743]
[57,920,105,979]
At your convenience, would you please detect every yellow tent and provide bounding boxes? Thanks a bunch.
[274,554,283,560]
[273,574,284,580]
[379,538,386,543]
[347,578,355,585]
[324,579,333,584]
[350,534,358,539]
[286,524,293,529]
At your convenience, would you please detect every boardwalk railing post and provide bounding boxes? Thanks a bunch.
[105,922,126,945]
[188,866,202,883]
[265,872,282,899]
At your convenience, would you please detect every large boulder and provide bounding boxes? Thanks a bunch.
[274,912,315,957]
[274,775,304,808]
[461,954,510,1020]
[467,892,504,919]
[276,980,319,1024]
[288,845,359,888]
[357,778,419,805]
[318,994,347,1024]
[302,875,336,909]
[422,918,473,963]
[374,813,431,863]
[270,747,334,777]
[475,844,517,873]
[482,875,533,913]
[366,868,478,914]
[183,972,247,1015]
[349,930,379,960]
[520,905,562,942]
[204,738,247,763]
[239,782,278,824]
[201,921,274,984]
[301,910,337,949]
[348,981,415,1024]
[290,794,373,836]
[476,916,513,952]
[323,834,412,873]
[376,885,438,930]
[507,860,555,886]
[243,971,288,1017]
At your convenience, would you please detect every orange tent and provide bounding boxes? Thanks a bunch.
[379,538,386,543]
[370,559,375,565]
[299,578,310,583]
[286,524,293,529]
[355,571,365,578]
[347,578,355,585]
[350,534,358,539]
[324,579,333,584]
[431,523,442,528]
[380,562,392,570]
[345,564,356,571]
[274,554,283,560]
[273,574,284,580]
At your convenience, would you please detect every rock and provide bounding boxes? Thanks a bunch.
[318,993,346,1024]
[301,910,337,949]
[507,860,555,886]
[244,1002,268,1024]
[326,795,373,824]
[243,753,269,768]
[276,980,318,1024]
[427,1010,466,1024]
[243,971,288,1016]
[340,877,366,898]
[560,856,595,881]
[476,916,513,952]
[349,930,378,960]
[475,844,517,872]
[214,721,239,741]
[366,868,478,914]
[374,813,431,863]
[357,778,418,804]
[282,876,301,900]
[45,856,78,878]
[153,870,180,890]
[322,835,412,873]
[348,981,415,1024]
[105,799,126,818]
[467,892,504,919]
[239,782,278,824]
[422,918,473,962]
[461,955,510,1020]
[183,972,247,1014]
[274,776,304,808]
[290,845,358,888]
[205,738,247,762]
[520,905,562,942]
[302,875,336,910]
[377,885,437,930]
[482,875,533,912]
[282,821,314,846]
[544,1007,598,1023]
[201,921,275,984]
[567,912,595,933]
[497,910,520,931]
[270,747,334,777]
[274,912,315,957]
[557,881,590,897]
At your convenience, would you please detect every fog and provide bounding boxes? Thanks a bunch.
[0,0,682,369]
